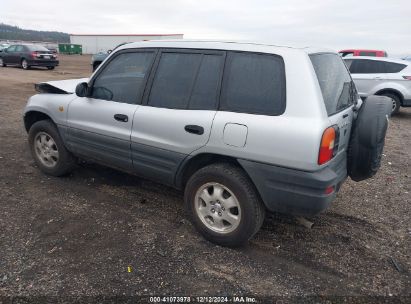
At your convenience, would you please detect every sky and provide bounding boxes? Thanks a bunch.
[1,0,411,56]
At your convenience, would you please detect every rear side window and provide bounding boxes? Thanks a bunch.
[385,62,407,73]
[310,53,354,116]
[148,52,224,110]
[220,52,286,116]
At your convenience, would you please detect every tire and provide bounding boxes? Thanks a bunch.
[28,120,76,176]
[21,59,29,70]
[347,95,392,182]
[380,92,401,115]
[47,66,55,70]
[0,57,5,67]
[184,163,265,247]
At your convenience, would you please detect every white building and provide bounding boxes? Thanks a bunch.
[70,33,184,54]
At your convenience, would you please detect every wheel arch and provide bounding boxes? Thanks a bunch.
[375,88,404,105]
[24,110,53,132]
[176,153,248,189]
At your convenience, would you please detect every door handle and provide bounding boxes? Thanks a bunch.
[114,114,128,122]
[184,125,204,135]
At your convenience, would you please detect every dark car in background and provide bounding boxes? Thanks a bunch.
[91,42,130,71]
[0,44,59,70]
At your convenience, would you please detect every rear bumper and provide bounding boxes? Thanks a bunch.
[238,153,347,216]
[27,59,59,67]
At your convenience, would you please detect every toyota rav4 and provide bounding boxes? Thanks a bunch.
[23,40,391,246]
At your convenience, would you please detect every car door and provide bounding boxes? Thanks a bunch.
[3,45,16,65]
[66,49,157,170]
[131,49,225,185]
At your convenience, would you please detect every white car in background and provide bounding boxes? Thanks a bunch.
[344,56,411,114]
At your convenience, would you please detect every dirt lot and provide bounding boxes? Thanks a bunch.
[0,55,410,302]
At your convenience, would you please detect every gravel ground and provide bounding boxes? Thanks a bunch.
[0,55,410,303]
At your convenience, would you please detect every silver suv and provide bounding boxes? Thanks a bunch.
[344,56,411,114]
[24,40,391,246]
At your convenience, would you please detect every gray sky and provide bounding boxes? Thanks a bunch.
[2,0,411,56]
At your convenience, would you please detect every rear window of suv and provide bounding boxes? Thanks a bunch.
[220,52,286,116]
[310,53,354,116]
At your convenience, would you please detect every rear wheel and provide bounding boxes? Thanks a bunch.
[28,120,76,176]
[21,59,29,70]
[380,92,401,115]
[47,66,55,70]
[185,163,265,247]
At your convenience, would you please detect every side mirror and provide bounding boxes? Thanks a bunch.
[75,82,89,97]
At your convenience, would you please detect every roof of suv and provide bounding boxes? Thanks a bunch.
[118,39,334,55]
[344,56,410,65]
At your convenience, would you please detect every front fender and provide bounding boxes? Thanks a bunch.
[24,93,77,127]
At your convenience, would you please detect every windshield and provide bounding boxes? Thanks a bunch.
[310,53,355,116]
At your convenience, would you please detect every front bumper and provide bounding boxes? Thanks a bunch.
[238,153,347,216]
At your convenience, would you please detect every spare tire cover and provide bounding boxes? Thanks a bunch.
[347,95,392,182]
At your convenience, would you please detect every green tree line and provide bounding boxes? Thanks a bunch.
[0,23,69,42]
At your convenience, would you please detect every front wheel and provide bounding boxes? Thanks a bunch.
[28,120,76,176]
[21,59,29,70]
[184,163,265,247]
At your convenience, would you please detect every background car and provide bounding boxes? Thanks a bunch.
[0,44,59,70]
[344,56,411,114]
[91,42,130,71]
[402,55,411,61]
[339,49,388,57]
[0,43,10,52]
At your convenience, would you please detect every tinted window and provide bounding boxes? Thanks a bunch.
[359,51,376,56]
[148,52,223,110]
[15,45,24,52]
[385,62,406,73]
[7,45,16,52]
[350,59,386,73]
[220,52,286,115]
[310,53,354,116]
[350,59,406,74]
[344,59,353,69]
[91,51,155,104]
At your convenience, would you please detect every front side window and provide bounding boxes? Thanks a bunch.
[7,45,16,52]
[148,52,224,110]
[91,51,155,104]
[220,52,286,115]
[350,59,386,74]
[310,53,354,116]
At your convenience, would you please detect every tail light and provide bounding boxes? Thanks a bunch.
[318,125,340,165]
[31,51,38,59]
[402,76,411,80]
